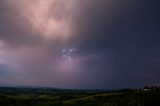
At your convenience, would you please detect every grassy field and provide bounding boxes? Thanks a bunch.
[0,87,159,106]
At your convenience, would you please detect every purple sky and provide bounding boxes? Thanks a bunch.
[0,0,160,89]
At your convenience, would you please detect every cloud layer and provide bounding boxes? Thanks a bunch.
[0,0,160,89]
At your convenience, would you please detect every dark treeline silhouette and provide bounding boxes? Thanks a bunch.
[0,86,160,106]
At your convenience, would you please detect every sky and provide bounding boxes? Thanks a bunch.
[0,0,160,89]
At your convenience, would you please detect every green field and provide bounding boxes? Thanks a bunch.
[0,87,160,106]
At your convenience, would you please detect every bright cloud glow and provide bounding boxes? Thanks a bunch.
[5,0,76,41]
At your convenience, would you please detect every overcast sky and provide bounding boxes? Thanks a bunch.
[0,0,160,89]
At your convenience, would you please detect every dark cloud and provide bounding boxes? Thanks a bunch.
[70,0,160,88]
[0,0,160,89]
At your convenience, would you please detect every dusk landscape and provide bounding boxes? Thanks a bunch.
[0,0,160,105]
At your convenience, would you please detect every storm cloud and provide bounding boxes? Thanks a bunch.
[0,0,160,89]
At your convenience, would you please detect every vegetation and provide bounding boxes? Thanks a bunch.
[0,86,159,106]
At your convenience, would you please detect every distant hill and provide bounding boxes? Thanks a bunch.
[0,86,160,105]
